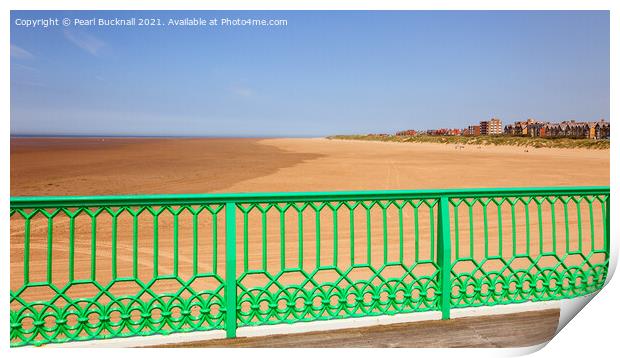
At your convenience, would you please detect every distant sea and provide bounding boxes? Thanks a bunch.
[10,134,322,139]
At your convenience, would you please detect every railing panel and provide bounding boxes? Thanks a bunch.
[10,204,227,347]
[447,193,609,308]
[10,186,610,347]
[234,198,441,328]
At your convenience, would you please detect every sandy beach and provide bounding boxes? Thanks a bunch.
[10,137,609,196]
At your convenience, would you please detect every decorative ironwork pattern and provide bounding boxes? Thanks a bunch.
[234,199,441,328]
[10,202,227,347]
[9,187,610,347]
[447,194,609,308]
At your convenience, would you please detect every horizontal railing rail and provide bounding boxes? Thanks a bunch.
[10,186,610,346]
[11,186,609,207]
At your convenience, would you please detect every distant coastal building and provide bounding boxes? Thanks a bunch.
[426,128,462,136]
[505,118,545,137]
[595,120,611,139]
[503,118,609,139]
[505,118,538,136]
[464,125,480,136]
[480,118,503,135]
[462,118,501,136]
[395,129,418,136]
[392,118,609,139]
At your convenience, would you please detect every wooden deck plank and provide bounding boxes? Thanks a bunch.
[154,309,559,348]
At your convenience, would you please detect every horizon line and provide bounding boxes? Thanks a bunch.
[10,134,327,139]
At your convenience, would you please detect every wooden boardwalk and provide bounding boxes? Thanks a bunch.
[155,309,559,348]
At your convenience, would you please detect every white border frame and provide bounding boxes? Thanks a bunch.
[2,1,616,357]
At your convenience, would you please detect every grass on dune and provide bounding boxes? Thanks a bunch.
[327,134,610,150]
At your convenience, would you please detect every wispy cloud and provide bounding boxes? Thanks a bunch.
[11,44,34,59]
[12,63,38,72]
[11,80,47,88]
[64,30,106,56]
[230,85,255,97]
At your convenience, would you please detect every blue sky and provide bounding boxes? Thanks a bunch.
[10,10,610,136]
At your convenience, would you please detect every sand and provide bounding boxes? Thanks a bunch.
[10,137,609,335]
[10,138,321,196]
[11,137,609,196]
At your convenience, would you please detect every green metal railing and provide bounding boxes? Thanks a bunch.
[10,186,610,346]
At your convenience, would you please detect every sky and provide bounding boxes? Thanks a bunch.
[10,10,610,137]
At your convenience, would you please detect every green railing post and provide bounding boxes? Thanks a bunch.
[605,195,610,261]
[437,195,452,320]
[225,202,237,338]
